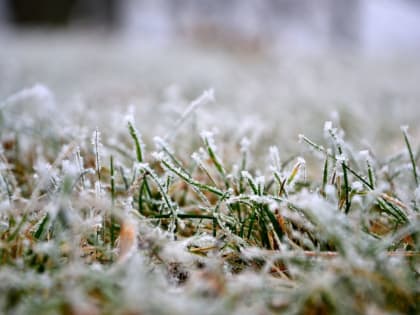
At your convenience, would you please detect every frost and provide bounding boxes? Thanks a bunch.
[298,134,305,143]
[240,246,267,259]
[352,195,363,206]
[400,125,409,133]
[177,218,186,230]
[124,104,136,125]
[335,154,347,162]
[91,128,102,170]
[191,152,201,164]
[34,241,55,254]
[351,181,363,191]
[255,176,265,187]
[34,159,58,184]
[240,137,250,153]
[167,89,216,140]
[358,150,371,162]
[0,84,54,109]
[268,200,279,213]
[153,136,169,151]
[200,130,217,151]
[0,162,7,172]
[248,195,273,204]
[324,184,337,199]
[95,181,102,197]
[152,151,165,161]
[241,170,252,180]
[296,156,306,165]
[75,146,85,173]
[90,263,103,272]
[160,240,195,264]
[182,89,215,120]
[268,146,281,172]
[195,88,215,105]
[287,157,306,186]
[324,121,333,133]
[45,203,59,219]
[293,190,348,236]
[62,159,79,178]
[1,44,418,314]
[188,233,216,248]
[0,201,10,216]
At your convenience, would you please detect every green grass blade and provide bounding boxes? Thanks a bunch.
[402,126,419,186]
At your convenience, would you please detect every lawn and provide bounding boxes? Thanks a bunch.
[0,33,419,314]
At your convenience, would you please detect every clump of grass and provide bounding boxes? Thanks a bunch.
[0,87,419,315]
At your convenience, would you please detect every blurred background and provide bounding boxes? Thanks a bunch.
[1,0,420,156]
[1,0,420,54]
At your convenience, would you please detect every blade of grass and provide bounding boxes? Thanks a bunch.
[401,126,419,186]
[321,155,329,197]
[159,157,224,197]
[128,121,143,163]
[110,155,116,247]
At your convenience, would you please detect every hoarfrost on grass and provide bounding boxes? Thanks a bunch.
[1,48,419,315]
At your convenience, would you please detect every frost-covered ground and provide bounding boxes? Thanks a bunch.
[0,32,419,314]
[1,32,420,152]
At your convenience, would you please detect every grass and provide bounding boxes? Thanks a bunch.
[0,71,419,314]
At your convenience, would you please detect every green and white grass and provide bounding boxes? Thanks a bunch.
[0,35,419,314]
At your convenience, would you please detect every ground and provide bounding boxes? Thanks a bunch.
[0,32,419,314]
